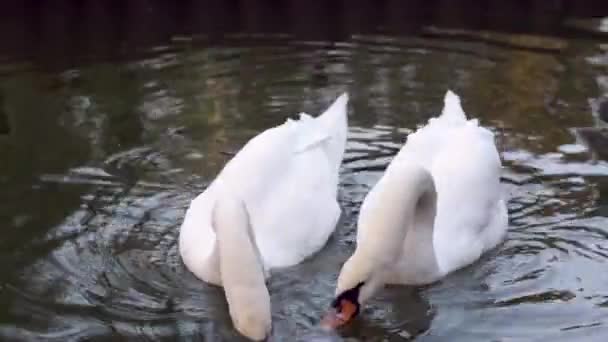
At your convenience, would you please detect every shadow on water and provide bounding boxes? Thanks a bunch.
[1,1,608,341]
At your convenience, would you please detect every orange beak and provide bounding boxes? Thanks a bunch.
[320,299,358,330]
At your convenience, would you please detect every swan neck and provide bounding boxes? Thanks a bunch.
[402,164,437,237]
[388,163,439,283]
[213,194,271,341]
[369,164,438,274]
[388,164,436,238]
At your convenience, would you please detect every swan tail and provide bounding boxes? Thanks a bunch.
[317,92,349,135]
[440,90,467,123]
[294,93,349,160]
[317,92,348,161]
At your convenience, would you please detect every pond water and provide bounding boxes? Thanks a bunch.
[1,2,608,341]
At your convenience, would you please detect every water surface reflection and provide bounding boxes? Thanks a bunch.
[1,3,608,341]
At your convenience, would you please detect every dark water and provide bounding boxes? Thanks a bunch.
[2,2,608,341]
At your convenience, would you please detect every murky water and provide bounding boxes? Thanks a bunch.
[2,2,608,341]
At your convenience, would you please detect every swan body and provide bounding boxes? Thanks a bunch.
[324,90,508,328]
[379,90,507,282]
[179,94,348,340]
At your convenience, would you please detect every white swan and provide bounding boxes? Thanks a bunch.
[322,90,508,328]
[179,94,349,340]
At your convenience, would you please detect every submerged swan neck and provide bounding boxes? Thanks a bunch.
[332,164,440,318]
[213,192,271,341]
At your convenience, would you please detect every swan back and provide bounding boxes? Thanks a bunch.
[429,127,505,274]
[353,90,507,284]
[179,93,349,274]
[223,94,347,268]
[396,90,506,276]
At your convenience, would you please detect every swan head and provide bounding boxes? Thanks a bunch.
[321,252,384,329]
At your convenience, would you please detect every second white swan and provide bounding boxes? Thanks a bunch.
[322,90,508,328]
[179,94,349,340]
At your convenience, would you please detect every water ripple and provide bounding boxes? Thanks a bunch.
[2,22,608,341]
